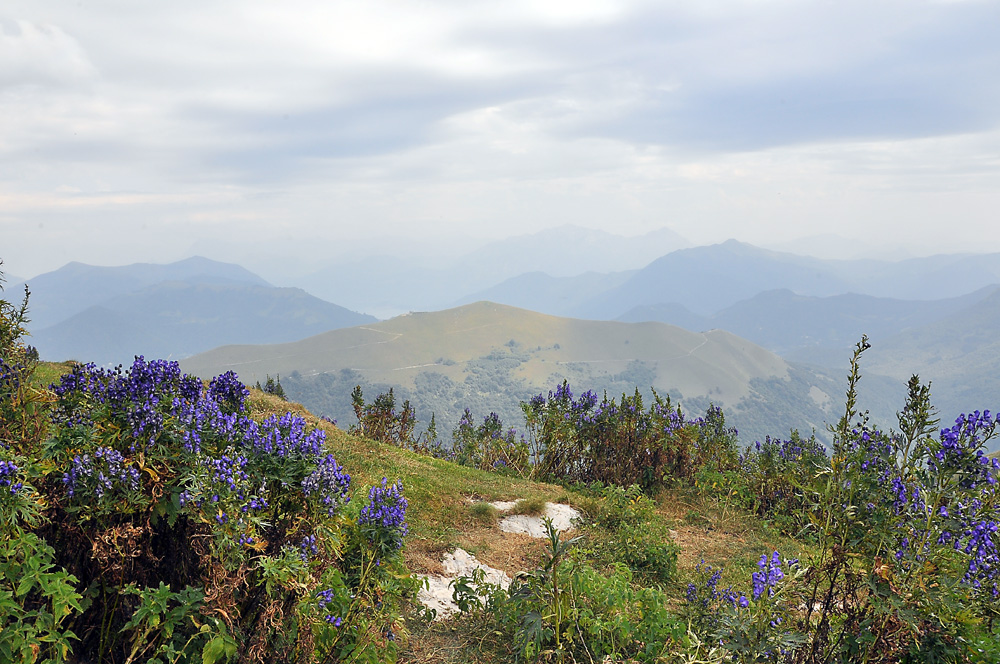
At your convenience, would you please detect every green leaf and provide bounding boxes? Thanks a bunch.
[202,636,227,664]
[15,576,35,598]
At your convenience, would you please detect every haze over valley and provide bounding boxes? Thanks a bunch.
[13,232,1000,452]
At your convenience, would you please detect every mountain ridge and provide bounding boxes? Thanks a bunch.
[20,258,375,366]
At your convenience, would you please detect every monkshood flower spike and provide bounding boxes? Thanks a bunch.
[359,477,409,550]
[0,459,22,496]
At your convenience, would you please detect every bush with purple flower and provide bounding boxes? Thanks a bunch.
[18,348,413,663]
[521,380,739,488]
[451,409,529,474]
[0,458,22,497]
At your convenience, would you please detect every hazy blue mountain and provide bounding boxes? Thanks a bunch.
[620,287,1000,367]
[291,235,1000,323]
[295,225,689,318]
[458,225,689,278]
[574,240,854,318]
[466,241,1000,322]
[452,240,844,319]
[763,234,921,261]
[32,280,376,366]
[293,256,459,319]
[14,256,269,330]
[454,270,636,316]
[864,287,1000,426]
[826,252,1000,301]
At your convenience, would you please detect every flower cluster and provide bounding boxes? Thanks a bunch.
[819,398,1000,617]
[451,409,529,473]
[316,588,344,626]
[359,478,409,550]
[62,447,141,500]
[686,560,743,609]
[203,451,250,492]
[48,358,375,545]
[683,552,804,661]
[752,551,789,601]
[738,434,828,529]
[749,435,827,465]
[22,345,413,664]
[0,357,24,394]
[0,459,22,496]
[51,357,202,445]
[302,454,352,516]
[300,534,319,561]
[932,411,1000,489]
[208,371,249,414]
[249,413,327,460]
[522,380,737,487]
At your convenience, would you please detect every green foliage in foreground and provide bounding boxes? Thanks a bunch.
[442,338,1000,663]
[452,519,685,663]
[1,273,414,663]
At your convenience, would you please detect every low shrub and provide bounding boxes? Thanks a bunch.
[521,382,740,490]
[584,484,679,585]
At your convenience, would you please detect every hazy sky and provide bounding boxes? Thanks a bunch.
[3,0,1000,280]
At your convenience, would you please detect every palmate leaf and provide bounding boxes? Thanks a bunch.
[516,610,550,657]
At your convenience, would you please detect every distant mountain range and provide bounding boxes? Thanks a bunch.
[864,287,1000,423]
[18,258,375,366]
[465,240,1000,319]
[457,271,636,316]
[14,256,269,330]
[294,225,690,318]
[617,285,1000,426]
[180,301,903,448]
[11,237,1000,449]
[618,286,999,364]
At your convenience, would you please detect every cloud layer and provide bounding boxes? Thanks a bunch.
[3,0,999,278]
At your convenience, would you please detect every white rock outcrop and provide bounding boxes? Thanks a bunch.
[417,548,511,620]
[498,503,580,538]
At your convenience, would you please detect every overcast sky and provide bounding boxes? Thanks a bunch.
[3,0,1000,280]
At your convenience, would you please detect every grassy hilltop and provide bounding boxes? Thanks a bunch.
[182,301,899,448]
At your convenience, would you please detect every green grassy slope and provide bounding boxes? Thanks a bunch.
[242,389,806,664]
[183,302,783,402]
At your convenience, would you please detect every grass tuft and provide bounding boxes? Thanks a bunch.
[510,496,547,517]
[468,502,499,525]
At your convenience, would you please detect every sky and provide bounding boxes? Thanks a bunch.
[3,0,1000,281]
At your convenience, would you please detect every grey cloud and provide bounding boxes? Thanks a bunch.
[454,2,1000,151]
[0,17,96,89]
[174,71,548,181]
